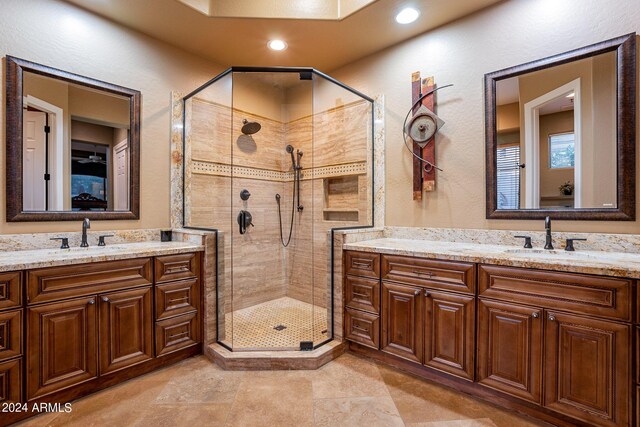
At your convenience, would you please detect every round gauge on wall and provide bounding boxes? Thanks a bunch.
[405,105,445,146]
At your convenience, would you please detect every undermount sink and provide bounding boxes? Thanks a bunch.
[504,248,599,259]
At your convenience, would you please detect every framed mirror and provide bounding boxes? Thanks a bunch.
[6,56,140,221]
[485,33,636,220]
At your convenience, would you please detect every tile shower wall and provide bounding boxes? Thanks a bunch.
[187,99,287,314]
[184,87,372,345]
[286,102,372,313]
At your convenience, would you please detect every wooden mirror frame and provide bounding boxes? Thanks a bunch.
[6,56,141,221]
[485,33,636,221]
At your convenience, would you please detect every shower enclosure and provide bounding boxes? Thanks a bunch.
[182,67,373,351]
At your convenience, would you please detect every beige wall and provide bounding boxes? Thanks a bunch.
[496,102,519,132]
[1,0,223,233]
[68,85,130,127]
[590,53,617,208]
[331,0,640,233]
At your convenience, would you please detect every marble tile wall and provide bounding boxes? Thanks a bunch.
[185,96,289,313]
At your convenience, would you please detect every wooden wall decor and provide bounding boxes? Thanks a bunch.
[421,77,436,192]
[411,72,423,200]
[410,72,439,200]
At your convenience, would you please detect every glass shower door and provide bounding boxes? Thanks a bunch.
[229,71,315,351]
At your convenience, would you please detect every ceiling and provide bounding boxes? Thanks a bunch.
[63,0,503,71]
[174,0,378,20]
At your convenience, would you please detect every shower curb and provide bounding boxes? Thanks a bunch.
[205,340,345,370]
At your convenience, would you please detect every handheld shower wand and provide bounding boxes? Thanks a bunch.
[295,149,303,212]
[286,144,296,170]
[277,145,304,247]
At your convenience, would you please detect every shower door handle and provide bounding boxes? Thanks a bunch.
[237,210,254,235]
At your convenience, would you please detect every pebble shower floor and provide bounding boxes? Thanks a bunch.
[222,297,329,350]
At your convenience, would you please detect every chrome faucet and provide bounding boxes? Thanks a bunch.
[544,216,553,250]
[81,218,91,248]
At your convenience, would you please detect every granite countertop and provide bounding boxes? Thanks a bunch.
[0,241,204,272]
[344,238,640,278]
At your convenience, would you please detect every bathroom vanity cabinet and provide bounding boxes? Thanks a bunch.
[344,250,635,427]
[0,252,202,426]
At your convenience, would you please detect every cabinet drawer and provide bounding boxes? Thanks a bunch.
[155,312,199,356]
[479,264,632,321]
[28,258,152,304]
[345,308,379,349]
[155,253,199,284]
[156,278,199,320]
[345,251,380,279]
[0,272,21,311]
[345,276,380,314]
[0,310,22,362]
[382,255,475,294]
[0,358,21,404]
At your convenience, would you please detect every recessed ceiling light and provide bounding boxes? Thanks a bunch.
[268,40,288,51]
[395,7,420,24]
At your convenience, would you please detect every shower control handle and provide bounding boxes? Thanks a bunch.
[237,210,254,235]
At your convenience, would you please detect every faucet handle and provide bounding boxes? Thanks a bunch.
[565,238,587,252]
[98,235,114,247]
[50,237,70,249]
[514,235,533,249]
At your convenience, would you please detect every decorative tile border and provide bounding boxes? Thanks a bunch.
[189,160,367,182]
[191,161,285,181]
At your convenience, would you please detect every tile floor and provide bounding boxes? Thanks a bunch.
[18,353,548,427]
[221,297,328,350]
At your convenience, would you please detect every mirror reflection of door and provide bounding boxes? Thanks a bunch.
[113,136,129,211]
[22,71,131,212]
[494,50,617,211]
[23,110,47,211]
[22,95,65,211]
[523,79,579,209]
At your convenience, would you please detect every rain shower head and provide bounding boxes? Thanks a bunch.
[241,119,261,135]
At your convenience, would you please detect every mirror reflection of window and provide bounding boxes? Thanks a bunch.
[548,133,575,169]
[496,144,521,210]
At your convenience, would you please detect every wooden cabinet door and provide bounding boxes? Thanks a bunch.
[544,311,630,427]
[424,290,474,380]
[381,281,423,363]
[0,358,21,404]
[477,299,543,404]
[27,296,98,400]
[99,287,153,375]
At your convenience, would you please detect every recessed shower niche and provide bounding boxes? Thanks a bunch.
[182,68,373,351]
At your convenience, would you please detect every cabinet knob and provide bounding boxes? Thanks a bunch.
[414,290,421,296]
[531,312,539,318]
[102,296,110,302]
[88,299,95,305]
[424,290,429,297]
[548,314,555,321]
